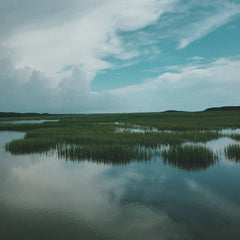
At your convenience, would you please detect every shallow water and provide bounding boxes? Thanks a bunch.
[220,128,240,135]
[1,132,240,240]
[116,126,240,135]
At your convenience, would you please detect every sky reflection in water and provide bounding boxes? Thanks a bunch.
[1,132,240,240]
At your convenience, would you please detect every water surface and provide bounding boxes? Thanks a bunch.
[1,132,240,240]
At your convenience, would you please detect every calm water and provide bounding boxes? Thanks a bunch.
[1,132,240,240]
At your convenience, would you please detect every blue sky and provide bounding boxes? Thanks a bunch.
[92,7,240,91]
[0,0,240,113]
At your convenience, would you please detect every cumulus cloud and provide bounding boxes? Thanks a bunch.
[0,0,178,112]
[1,51,240,112]
[0,53,56,112]
[0,53,121,113]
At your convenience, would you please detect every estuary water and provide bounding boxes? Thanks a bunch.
[1,132,240,240]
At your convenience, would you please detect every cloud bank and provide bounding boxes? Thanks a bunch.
[0,0,240,112]
[1,53,240,112]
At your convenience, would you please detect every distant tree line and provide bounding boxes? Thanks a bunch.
[204,106,240,112]
[0,112,52,117]
[0,106,239,117]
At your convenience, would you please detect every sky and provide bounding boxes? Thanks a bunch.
[0,0,240,113]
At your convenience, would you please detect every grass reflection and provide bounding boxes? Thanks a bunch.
[162,145,218,171]
[56,144,153,164]
[225,144,240,162]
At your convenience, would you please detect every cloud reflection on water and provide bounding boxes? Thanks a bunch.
[1,132,240,239]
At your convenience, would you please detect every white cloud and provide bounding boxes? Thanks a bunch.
[0,54,120,113]
[1,1,240,112]
[109,57,240,112]
[0,0,180,113]
[187,56,204,61]
[1,0,176,77]
[111,57,240,94]
[178,1,240,49]
[1,50,240,113]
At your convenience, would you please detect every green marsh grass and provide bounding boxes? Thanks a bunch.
[2,110,240,166]
[2,111,240,130]
[224,144,240,162]
[162,145,218,171]
[0,121,65,132]
[5,138,56,154]
[4,125,222,166]
[5,126,222,154]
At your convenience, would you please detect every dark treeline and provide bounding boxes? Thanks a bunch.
[205,106,240,112]
[1,105,240,118]
[0,112,52,117]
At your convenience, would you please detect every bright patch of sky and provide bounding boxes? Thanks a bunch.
[0,0,240,113]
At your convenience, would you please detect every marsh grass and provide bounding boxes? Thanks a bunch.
[2,111,240,167]
[5,138,56,154]
[224,144,240,162]
[0,121,65,132]
[5,126,222,159]
[162,145,218,171]
[1,111,240,129]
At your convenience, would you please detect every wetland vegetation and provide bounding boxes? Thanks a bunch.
[1,109,240,169]
[2,110,240,239]
[162,145,218,171]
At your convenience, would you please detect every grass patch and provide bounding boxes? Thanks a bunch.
[5,126,221,159]
[5,138,56,154]
[162,145,218,171]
